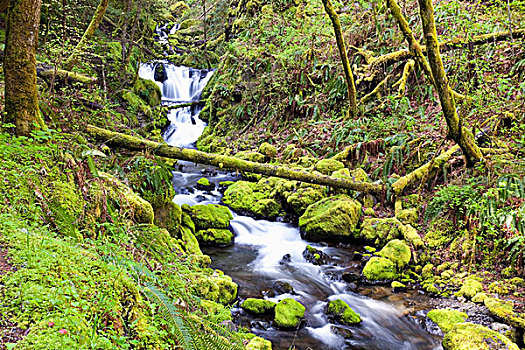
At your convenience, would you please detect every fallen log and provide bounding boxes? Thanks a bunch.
[86,125,384,194]
[37,65,97,86]
[366,28,525,72]
[391,145,460,195]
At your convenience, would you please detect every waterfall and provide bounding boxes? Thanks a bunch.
[138,62,213,148]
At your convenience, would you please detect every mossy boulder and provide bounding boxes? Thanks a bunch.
[484,297,525,328]
[285,184,326,215]
[222,181,281,219]
[455,278,483,300]
[376,239,411,269]
[362,257,397,282]
[183,204,233,230]
[258,142,277,158]
[274,298,305,329]
[472,292,488,304]
[314,159,344,175]
[193,272,238,305]
[179,227,202,255]
[134,77,162,107]
[194,228,234,247]
[399,224,423,248]
[391,281,406,292]
[241,298,277,315]
[246,336,272,350]
[359,217,403,248]
[298,195,362,242]
[47,180,85,240]
[154,201,182,234]
[196,177,215,191]
[326,299,361,325]
[427,309,468,333]
[443,322,519,350]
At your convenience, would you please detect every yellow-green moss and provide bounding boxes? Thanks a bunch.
[326,299,361,325]
[454,278,483,300]
[427,309,468,333]
[376,239,411,269]
[183,204,233,230]
[241,298,277,315]
[274,298,305,329]
[314,159,344,175]
[194,228,234,246]
[359,217,403,247]
[443,322,519,350]
[192,272,238,305]
[362,257,398,281]
[246,336,272,350]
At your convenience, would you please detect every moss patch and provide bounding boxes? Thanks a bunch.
[376,239,411,269]
[241,298,277,315]
[362,257,398,282]
[427,309,468,333]
[326,299,361,325]
[443,322,519,350]
[274,298,305,329]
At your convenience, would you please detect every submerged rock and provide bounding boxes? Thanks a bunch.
[376,239,411,269]
[272,280,295,295]
[362,257,397,282]
[298,195,362,242]
[241,298,277,315]
[427,309,468,333]
[274,298,305,329]
[443,322,519,350]
[326,299,361,325]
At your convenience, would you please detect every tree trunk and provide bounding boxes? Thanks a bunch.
[0,0,9,12]
[3,0,45,136]
[321,0,357,118]
[64,0,109,70]
[86,125,384,194]
[417,0,482,166]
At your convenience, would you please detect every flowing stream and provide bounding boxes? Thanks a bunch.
[139,44,443,350]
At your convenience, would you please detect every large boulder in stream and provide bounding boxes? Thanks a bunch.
[443,322,519,350]
[222,180,281,219]
[182,203,233,229]
[362,257,397,282]
[241,298,277,315]
[274,298,305,329]
[194,228,233,247]
[298,195,362,242]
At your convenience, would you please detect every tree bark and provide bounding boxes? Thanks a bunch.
[321,0,357,118]
[3,0,45,136]
[86,125,384,194]
[0,0,9,12]
[64,0,109,70]
[418,0,482,166]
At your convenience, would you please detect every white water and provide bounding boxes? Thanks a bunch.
[140,28,442,349]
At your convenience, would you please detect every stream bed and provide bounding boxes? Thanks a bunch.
[139,56,444,349]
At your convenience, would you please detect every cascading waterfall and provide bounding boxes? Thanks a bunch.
[139,30,442,349]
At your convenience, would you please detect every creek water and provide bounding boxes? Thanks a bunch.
[139,53,443,349]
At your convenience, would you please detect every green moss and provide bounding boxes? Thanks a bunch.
[391,281,406,289]
[154,201,182,234]
[396,208,419,225]
[274,298,305,329]
[258,142,277,158]
[134,77,161,107]
[234,150,266,163]
[194,228,234,246]
[326,299,361,325]
[47,180,84,240]
[184,204,233,230]
[455,278,483,300]
[443,322,519,350]
[488,281,511,295]
[241,298,277,315]
[222,180,282,219]
[484,297,525,328]
[359,217,403,247]
[376,239,411,269]
[314,159,344,175]
[472,292,488,304]
[200,299,232,323]
[427,309,468,333]
[197,177,211,187]
[246,336,272,350]
[193,272,238,305]
[362,257,398,281]
[298,195,362,241]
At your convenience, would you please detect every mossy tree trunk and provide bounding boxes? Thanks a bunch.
[417,0,482,166]
[87,125,384,194]
[3,0,45,136]
[321,0,357,119]
[64,0,109,70]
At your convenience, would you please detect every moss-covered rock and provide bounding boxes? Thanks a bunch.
[391,281,406,292]
[427,309,468,333]
[298,195,362,241]
[326,299,361,325]
[314,159,344,175]
[443,322,519,350]
[258,142,277,158]
[222,180,282,219]
[399,224,423,248]
[359,217,403,248]
[455,278,483,300]
[376,239,411,269]
[196,177,215,191]
[285,184,326,215]
[194,228,234,247]
[274,298,305,329]
[179,227,202,255]
[193,272,238,305]
[154,201,182,234]
[472,292,488,304]
[246,336,272,350]
[241,298,277,315]
[362,257,397,282]
[234,150,266,163]
[302,245,329,265]
[134,77,162,107]
[183,204,233,230]
[484,297,525,328]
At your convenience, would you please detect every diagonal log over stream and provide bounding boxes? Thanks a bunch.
[86,125,385,194]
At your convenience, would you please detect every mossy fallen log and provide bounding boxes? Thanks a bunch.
[86,125,384,194]
[391,145,460,195]
[37,65,97,86]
